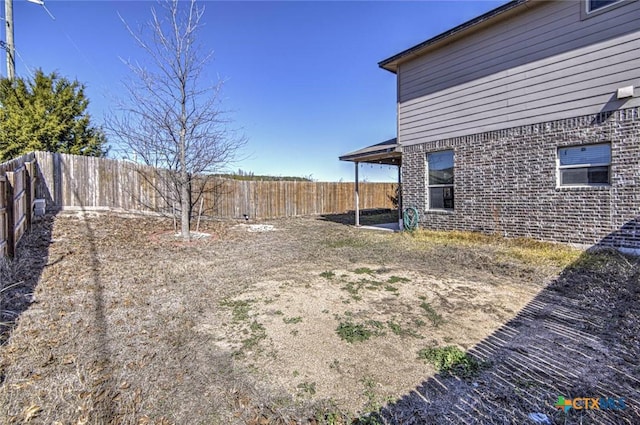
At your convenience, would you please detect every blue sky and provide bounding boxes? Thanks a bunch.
[6,0,507,181]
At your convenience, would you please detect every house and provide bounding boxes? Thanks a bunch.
[341,0,640,250]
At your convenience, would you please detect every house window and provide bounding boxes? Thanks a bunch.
[558,143,611,186]
[586,0,622,13]
[427,150,454,209]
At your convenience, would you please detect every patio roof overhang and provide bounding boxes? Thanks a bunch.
[339,138,401,166]
[339,138,402,228]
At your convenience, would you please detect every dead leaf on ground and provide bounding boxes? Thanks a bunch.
[22,405,42,422]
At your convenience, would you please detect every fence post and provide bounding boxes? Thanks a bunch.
[53,152,62,209]
[31,160,37,217]
[5,171,15,258]
[24,161,33,230]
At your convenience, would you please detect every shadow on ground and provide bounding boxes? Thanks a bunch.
[364,223,640,425]
[0,158,60,346]
[320,209,399,227]
[1,159,117,420]
[0,214,55,346]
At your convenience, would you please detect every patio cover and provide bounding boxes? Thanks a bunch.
[339,138,402,227]
[339,138,401,165]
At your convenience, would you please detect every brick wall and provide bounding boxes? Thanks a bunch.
[401,107,640,249]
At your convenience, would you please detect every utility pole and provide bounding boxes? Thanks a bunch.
[4,0,14,80]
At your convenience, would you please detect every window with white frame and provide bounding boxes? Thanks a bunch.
[427,150,454,209]
[557,143,611,186]
[586,0,622,13]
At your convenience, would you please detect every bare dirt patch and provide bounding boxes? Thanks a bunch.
[1,212,638,424]
[211,267,535,415]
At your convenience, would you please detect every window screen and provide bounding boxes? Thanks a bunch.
[558,144,611,186]
[558,144,611,167]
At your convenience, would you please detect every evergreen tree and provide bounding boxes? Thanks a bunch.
[0,70,107,161]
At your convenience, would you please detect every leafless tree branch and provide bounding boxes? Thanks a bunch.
[106,0,246,240]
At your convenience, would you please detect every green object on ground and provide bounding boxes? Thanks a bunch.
[403,207,419,231]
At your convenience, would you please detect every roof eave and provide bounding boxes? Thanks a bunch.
[339,150,401,164]
[378,0,530,74]
[339,138,401,164]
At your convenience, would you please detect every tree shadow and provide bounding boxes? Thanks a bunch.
[319,209,398,227]
[61,159,117,422]
[366,220,640,424]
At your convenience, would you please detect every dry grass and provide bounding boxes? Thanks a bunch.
[0,212,638,425]
[406,229,582,268]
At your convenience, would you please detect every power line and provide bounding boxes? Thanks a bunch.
[2,0,56,80]
[14,47,32,77]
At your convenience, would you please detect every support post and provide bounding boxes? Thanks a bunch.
[354,162,360,227]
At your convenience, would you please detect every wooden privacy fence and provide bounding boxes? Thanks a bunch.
[0,153,37,258]
[1,151,395,256]
[33,151,396,219]
[201,179,395,219]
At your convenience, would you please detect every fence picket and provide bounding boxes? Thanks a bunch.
[4,171,15,258]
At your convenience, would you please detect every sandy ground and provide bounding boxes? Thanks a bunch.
[0,212,638,424]
[208,266,535,414]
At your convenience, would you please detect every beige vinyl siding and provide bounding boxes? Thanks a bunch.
[398,0,640,145]
[399,1,577,94]
[400,39,639,116]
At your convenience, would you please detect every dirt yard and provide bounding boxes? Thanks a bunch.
[0,212,638,424]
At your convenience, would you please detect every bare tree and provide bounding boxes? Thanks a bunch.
[106,0,245,240]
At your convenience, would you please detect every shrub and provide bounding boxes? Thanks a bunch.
[418,345,481,378]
